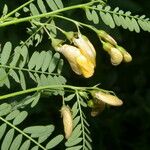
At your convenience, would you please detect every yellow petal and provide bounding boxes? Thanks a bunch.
[56,44,82,75]
[76,55,94,78]
[73,34,96,67]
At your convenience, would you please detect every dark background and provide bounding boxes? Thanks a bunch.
[0,0,150,150]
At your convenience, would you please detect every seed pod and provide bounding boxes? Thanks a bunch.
[61,105,73,139]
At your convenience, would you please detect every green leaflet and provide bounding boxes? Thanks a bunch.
[19,46,28,68]
[31,146,39,150]
[0,103,12,117]
[57,59,64,74]
[1,128,15,150]
[54,0,64,9]
[19,140,31,150]
[35,51,46,71]
[19,70,26,90]
[37,0,47,13]
[85,8,93,21]
[0,123,7,140]
[72,102,79,119]
[0,68,10,88]
[64,94,75,102]
[46,134,64,149]
[41,51,52,72]
[48,52,60,73]
[85,4,150,32]
[9,69,20,83]
[29,3,40,17]
[46,0,59,11]
[91,9,99,24]
[10,46,21,67]
[65,137,82,147]
[9,134,23,150]
[46,20,57,38]
[66,145,82,150]
[67,124,82,142]
[13,111,28,125]
[1,42,12,65]
[5,110,20,121]
[73,116,80,128]
[2,4,8,16]
[28,51,39,70]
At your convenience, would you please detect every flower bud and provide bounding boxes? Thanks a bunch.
[87,99,94,108]
[98,30,117,46]
[102,42,113,52]
[109,48,123,66]
[91,90,123,106]
[91,100,105,117]
[117,46,132,63]
[73,33,96,67]
[61,105,73,139]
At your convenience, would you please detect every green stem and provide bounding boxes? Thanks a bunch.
[0,0,34,21]
[76,91,86,149]
[0,1,95,28]
[33,20,67,36]
[0,117,47,150]
[0,84,102,100]
[0,64,59,76]
[53,15,98,33]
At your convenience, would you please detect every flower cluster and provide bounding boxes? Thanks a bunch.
[52,30,132,78]
[53,33,96,78]
[98,30,132,66]
[88,90,123,117]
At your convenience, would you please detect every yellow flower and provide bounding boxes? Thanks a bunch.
[91,90,123,106]
[72,33,96,67]
[56,44,94,78]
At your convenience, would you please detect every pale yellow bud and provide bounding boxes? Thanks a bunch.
[73,33,96,67]
[91,91,123,106]
[122,51,132,62]
[109,48,123,66]
[76,55,94,78]
[98,30,117,46]
[61,105,73,139]
[116,46,132,63]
